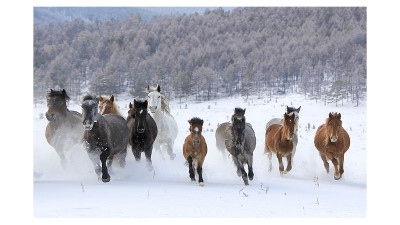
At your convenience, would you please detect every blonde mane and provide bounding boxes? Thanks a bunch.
[99,95,122,116]
[145,85,171,116]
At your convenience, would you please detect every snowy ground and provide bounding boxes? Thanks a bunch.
[33,93,366,217]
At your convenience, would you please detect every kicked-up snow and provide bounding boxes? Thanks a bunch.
[33,93,366,217]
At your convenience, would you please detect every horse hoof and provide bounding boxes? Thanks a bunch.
[199,182,204,187]
[334,175,341,180]
[102,176,110,183]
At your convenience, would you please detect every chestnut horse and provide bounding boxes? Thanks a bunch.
[45,89,83,168]
[265,113,296,175]
[183,117,207,186]
[98,95,122,116]
[314,112,350,180]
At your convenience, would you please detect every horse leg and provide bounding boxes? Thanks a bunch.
[277,153,284,176]
[88,151,101,180]
[132,146,141,161]
[55,148,67,169]
[339,154,345,179]
[326,152,340,180]
[266,147,273,172]
[233,156,249,185]
[284,154,292,174]
[117,148,127,168]
[187,156,196,181]
[197,165,204,186]
[319,152,330,173]
[247,154,254,181]
[144,146,153,171]
[167,139,176,160]
[100,149,111,183]
[106,155,114,175]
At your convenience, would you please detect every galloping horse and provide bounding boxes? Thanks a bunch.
[314,112,350,180]
[146,84,178,160]
[215,108,256,185]
[265,113,296,175]
[81,95,129,182]
[98,95,122,116]
[266,106,301,157]
[183,117,207,186]
[127,99,158,171]
[45,89,83,168]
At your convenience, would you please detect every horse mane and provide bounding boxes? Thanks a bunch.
[189,117,203,125]
[47,89,70,102]
[286,106,297,114]
[326,112,342,125]
[134,99,148,109]
[82,94,98,103]
[145,85,171,116]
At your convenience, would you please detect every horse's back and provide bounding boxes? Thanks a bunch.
[215,122,230,151]
[340,128,351,152]
[265,123,281,151]
[266,118,282,130]
[244,123,256,153]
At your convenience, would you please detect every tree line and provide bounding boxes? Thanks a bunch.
[34,7,366,105]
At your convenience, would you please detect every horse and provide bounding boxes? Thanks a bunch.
[146,84,178,160]
[127,99,158,171]
[45,89,83,168]
[266,106,301,157]
[314,112,350,180]
[98,95,122,116]
[183,117,207,186]
[81,95,129,182]
[215,108,256,185]
[265,113,296,175]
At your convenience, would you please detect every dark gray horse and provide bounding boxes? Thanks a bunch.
[45,89,83,168]
[215,108,256,185]
[127,99,158,171]
[81,95,129,182]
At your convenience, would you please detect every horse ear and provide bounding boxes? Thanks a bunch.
[243,108,246,114]
[338,113,341,119]
[62,89,66,94]
[188,120,191,124]
[50,89,54,93]
[110,95,114,102]
[133,99,137,107]
[156,84,161,92]
[297,106,301,112]
[201,120,204,125]
[329,112,332,118]
[129,102,132,109]
[146,85,150,91]
[143,100,148,108]
[99,95,103,101]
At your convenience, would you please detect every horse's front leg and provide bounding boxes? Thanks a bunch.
[326,151,340,180]
[319,152,330,173]
[187,155,196,181]
[197,156,205,186]
[247,153,254,181]
[232,155,249,185]
[277,153,284,176]
[167,139,176,160]
[100,148,111,183]
[87,150,101,180]
[339,154,345,179]
[284,154,292,174]
[144,144,153,171]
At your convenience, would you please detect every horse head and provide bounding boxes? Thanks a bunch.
[231,108,246,149]
[132,99,149,134]
[188,117,204,147]
[282,113,296,140]
[46,89,69,122]
[98,95,115,115]
[146,84,161,113]
[326,112,342,143]
[81,95,99,131]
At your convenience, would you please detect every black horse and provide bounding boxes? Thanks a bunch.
[45,89,83,168]
[216,108,256,185]
[81,95,129,182]
[127,99,158,171]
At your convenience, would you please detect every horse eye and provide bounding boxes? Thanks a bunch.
[158,96,160,98]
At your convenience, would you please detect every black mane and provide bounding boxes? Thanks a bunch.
[47,89,70,102]
[234,108,246,115]
[189,117,203,125]
[134,99,148,109]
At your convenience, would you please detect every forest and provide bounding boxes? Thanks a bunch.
[33,7,366,105]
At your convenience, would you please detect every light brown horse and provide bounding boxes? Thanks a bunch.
[99,95,122,116]
[265,113,296,175]
[183,117,207,186]
[45,89,83,168]
[314,112,350,180]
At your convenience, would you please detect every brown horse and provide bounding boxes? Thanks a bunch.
[99,95,122,116]
[265,113,296,175]
[183,117,207,186]
[314,112,350,180]
[45,89,83,168]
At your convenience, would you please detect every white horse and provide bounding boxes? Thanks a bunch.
[146,84,178,160]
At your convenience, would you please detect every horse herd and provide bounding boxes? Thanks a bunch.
[44,85,351,186]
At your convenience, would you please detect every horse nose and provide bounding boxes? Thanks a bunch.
[83,120,93,130]
[45,112,55,121]
[193,140,200,146]
[138,128,145,133]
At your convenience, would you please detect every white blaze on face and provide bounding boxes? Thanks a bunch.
[194,127,199,138]
[140,109,143,114]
